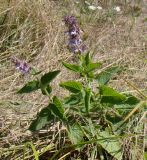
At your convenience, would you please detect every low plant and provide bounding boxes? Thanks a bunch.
[14,15,146,159]
[16,50,146,159]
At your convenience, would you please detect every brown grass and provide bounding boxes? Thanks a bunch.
[0,0,146,159]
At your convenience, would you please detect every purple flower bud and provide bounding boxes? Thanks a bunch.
[63,16,77,26]
[11,56,30,74]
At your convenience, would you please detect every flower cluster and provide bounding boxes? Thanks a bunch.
[85,1,102,10]
[63,15,86,53]
[11,56,30,74]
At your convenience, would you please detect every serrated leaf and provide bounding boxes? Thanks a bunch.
[96,66,122,85]
[60,81,83,93]
[41,70,60,87]
[51,96,67,121]
[29,106,54,132]
[68,123,84,145]
[17,80,40,94]
[100,85,127,104]
[62,62,82,73]
[98,131,122,160]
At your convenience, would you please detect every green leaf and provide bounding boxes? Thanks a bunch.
[124,94,140,105]
[106,113,123,125]
[41,70,60,87]
[51,96,67,121]
[100,85,127,104]
[60,81,83,93]
[83,119,100,138]
[86,62,102,72]
[64,93,82,105]
[17,80,40,94]
[68,123,84,145]
[62,62,82,73]
[144,152,147,160]
[25,142,39,160]
[85,52,91,65]
[41,85,52,95]
[82,52,101,73]
[84,88,91,113]
[96,66,122,85]
[87,72,95,78]
[98,131,122,160]
[29,106,54,131]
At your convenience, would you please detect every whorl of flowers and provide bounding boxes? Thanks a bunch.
[11,56,30,74]
[63,15,86,53]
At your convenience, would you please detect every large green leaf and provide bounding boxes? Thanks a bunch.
[51,96,67,121]
[60,81,83,93]
[100,85,127,104]
[96,66,122,85]
[17,80,40,93]
[29,106,54,131]
[98,131,122,160]
[84,88,91,113]
[68,123,84,145]
[83,119,100,139]
[62,62,82,73]
[41,70,60,87]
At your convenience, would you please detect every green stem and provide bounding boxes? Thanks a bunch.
[44,88,52,102]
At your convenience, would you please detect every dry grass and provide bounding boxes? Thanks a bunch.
[0,0,146,159]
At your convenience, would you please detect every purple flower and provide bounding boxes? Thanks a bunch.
[63,15,86,53]
[69,38,81,46]
[11,56,30,74]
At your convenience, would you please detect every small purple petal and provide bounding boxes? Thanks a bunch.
[11,56,30,74]
[63,16,77,26]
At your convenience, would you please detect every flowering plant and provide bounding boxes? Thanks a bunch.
[14,15,145,160]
